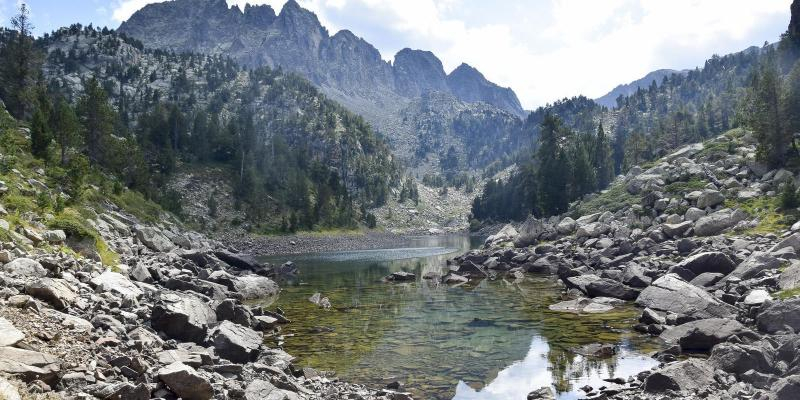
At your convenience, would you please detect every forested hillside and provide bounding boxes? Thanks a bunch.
[472,16,800,224]
[0,21,400,232]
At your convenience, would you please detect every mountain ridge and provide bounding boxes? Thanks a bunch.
[118,0,525,118]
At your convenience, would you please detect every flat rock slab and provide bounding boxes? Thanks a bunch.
[659,318,747,351]
[0,318,24,347]
[3,258,47,278]
[636,274,737,320]
[207,321,262,363]
[25,278,78,310]
[548,297,620,314]
[644,359,715,393]
[90,270,143,301]
[757,297,800,334]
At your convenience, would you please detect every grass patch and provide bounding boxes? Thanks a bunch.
[48,208,119,266]
[664,178,707,195]
[110,190,163,223]
[776,287,800,300]
[571,182,639,217]
[725,195,797,235]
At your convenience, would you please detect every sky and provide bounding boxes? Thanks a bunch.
[0,0,793,109]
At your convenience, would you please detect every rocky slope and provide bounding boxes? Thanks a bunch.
[117,0,528,172]
[447,128,800,399]
[0,107,411,399]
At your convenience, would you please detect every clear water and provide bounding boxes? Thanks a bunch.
[258,236,660,400]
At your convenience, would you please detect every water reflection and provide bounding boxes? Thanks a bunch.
[258,236,659,399]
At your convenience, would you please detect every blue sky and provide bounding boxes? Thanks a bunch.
[0,0,792,108]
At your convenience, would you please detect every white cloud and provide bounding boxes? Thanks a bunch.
[110,0,792,108]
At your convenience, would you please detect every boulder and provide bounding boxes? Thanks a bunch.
[3,258,47,278]
[564,274,603,293]
[206,321,262,363]
[556,217,576,235]
[586,278,639,300]
[576,222,610,239]
[548,297,617,314]
[0,347,61,385]
[770,374,800,400]
[151,292,217,343]
[25,278,77,310]
[385,271,416,282]
[726,252,781,281]
[231,275,279,300]
[0,318,24,347]
[659,318,747,351]
[709,342,774,375]
[485,224,518,247]
[214,251,267,273]
[662,221,693,238]
[779,261,800,290]
[690,272,724,288]
[90,270,143,301]
[527,387,555,400]
[43,230,66,243]
[744,289,772,306]
[244,380,295,400]
[622,264,651,288]
[635,274,737,320]
[0,376,20,400]
[696,190,725,209]
[694,209,747,236]
[672,252,736,276]
[684,207,705,222]
[157,362,213,400]
[643,359,715,393]
[756,298,800,334]
[134,225,176,252]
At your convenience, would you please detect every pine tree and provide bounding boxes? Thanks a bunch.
[536,114,570,216]
[749,50,787,167]
[0,3,39,119]
[592,123,615,189]
[30,106,51,159]
[77,78,116,165]
[52,97,80,165]
[783,60,800,157]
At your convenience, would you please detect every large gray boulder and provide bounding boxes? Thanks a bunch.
[726,252,781,281]
[231,275,279,300]
[151,292,217,343]
[694,208,747,236]
[756,298,800,334]
[672,252,736,276]
[134,225,176,252]
[779,261,800,290]
[643,359,715,393]
[207,321,262,363]
[696,189,725,209]
[556,217,576,235]
[3,258,47,278]
[90,270,143,301]
[770,374,800,400]
[659,318,747,351]
[157,362,213,400]
[576,222,609,239]
[662,221,693,238]
[585,278,639,300]
[709,342,775,375]
[25,278,78,310]
[622,264,651,288]
[635,274,737,320]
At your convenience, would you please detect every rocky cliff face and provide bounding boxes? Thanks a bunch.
[118,0,527,169]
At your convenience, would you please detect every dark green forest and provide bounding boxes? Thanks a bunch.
[0,9,400,232]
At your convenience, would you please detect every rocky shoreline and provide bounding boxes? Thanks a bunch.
[445,134,800,399]
[0,204,413,399]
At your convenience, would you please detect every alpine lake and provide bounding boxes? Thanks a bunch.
[257,236,661,400]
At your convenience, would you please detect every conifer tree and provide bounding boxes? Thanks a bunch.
[592,123,615,189]
[77,78,116,165]
[0,3,39,119]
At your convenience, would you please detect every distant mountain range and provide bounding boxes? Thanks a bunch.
[118,0,528,174]
[594,69,689,108]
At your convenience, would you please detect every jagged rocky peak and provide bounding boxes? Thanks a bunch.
[447,63,525,117]
[243,3,276,26]
[393,48,449,97]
